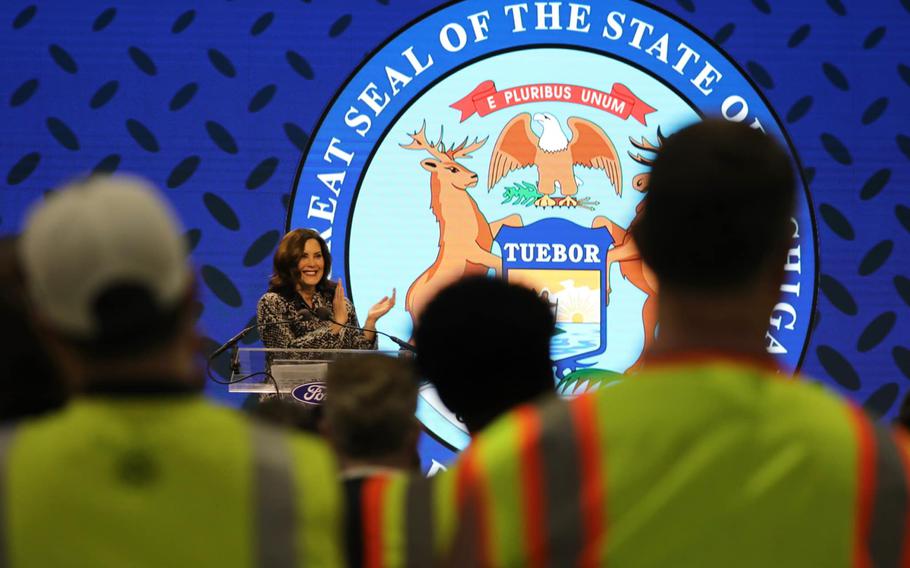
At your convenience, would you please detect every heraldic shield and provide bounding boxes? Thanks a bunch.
[495,218,618,395]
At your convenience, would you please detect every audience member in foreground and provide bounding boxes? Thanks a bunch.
[415,276,557,434]
[322,355,421,567]
[323,355,421,478]
[1,176,344,567]
[0,236,66,422]
[436,120,910,567]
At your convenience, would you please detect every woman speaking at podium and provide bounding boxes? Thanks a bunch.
[257,228,395,351]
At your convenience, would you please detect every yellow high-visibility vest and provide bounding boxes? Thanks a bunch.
[0,393,345,568]
[361,358,910,567]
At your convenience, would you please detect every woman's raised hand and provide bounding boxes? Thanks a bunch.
[367,288,397,323]
[333,279,349,325]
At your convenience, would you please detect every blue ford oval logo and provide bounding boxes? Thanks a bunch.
[292,381,327,405]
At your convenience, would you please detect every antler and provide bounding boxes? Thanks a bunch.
[451,136,487,159]
[401,121,450,162]
[628,127,667,165]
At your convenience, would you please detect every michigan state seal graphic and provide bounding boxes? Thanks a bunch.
[289,0,818,453]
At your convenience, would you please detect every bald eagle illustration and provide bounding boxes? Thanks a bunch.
[488,113,623,207]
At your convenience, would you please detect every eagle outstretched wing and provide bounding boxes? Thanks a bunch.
[567,117,623,196]
[487,113,539,191]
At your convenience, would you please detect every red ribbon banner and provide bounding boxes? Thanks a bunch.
[450,81,656,126]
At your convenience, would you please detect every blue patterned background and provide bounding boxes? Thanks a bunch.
[1,0,908,431]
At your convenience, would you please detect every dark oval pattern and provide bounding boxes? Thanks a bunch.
[93,7,116,31]
[286,50,314,79]
[281,193,291,211]
[10,78,38,107]
[898,135,910,160]
[250,12,274,36]
[171,9,195,34]
[826,0,847,15]
[863,26,886,49]
[167,155,201,188]
[863,383,899,417]
[89,80,119,109]
[208,48,236,78]
[169,82,198,111]
[13,5,37,29]
[857,312,896,353]
[201,265,242,308]
[6,152,40,185]
[900,64,910,88]
[818,203,855,240]
[861,97,888,125]
[92,153,120,174]
[246,157,279,189]
[713,23,735,45]
[816,345,860,390]
[184,228,201,254]
[203,192,240,230]
[822,63,849,90]
[248,84,277,112]
[786,96,812,123]
[283,122,309,151]
[788,25,810,48]
[675,0,695,13]
[746,61,774,89]
[895,276,910,308]
[49,44,78,74]
[858,240,893,276]
[860,168,891,200]
[897,205,910,235]
[125,119,160,152]
[243,230,281,267]
[751,0,771,14]
[329,14,352,37]
[205,121,238,154]
[820,133,852,165]
[894,347,910,382]
[802,167,816,186]
[128,46,157,76]
[819,274,858,315]
[46,117,80,150]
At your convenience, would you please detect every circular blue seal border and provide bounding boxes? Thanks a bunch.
[288,0,818,374]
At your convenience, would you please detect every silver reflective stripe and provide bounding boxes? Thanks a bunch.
[405,477,433,568]
[868,425,908,567]
[538,400,583,567]
[0,427,15,568]
[252,422,298,568]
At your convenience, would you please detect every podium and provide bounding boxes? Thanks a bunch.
[227,348,406,399]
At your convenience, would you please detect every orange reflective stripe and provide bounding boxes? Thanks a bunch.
[849,405,877,568]
[570,394,606,568]
[362,476,390,568]
[515,406,547,568]
[893,428,910,567]
[455,447,493,567]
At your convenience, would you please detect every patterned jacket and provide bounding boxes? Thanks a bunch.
[256,289,376,352]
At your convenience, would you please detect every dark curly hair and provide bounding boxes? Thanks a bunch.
[268,229,333,296]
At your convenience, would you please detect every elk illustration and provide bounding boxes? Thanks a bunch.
[591,129,665,372]
[402,123,522,328]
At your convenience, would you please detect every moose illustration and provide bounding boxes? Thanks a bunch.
[402,122,522,328]
[591,129,664,372]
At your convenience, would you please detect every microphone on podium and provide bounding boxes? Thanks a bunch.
[309,307,417,353]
